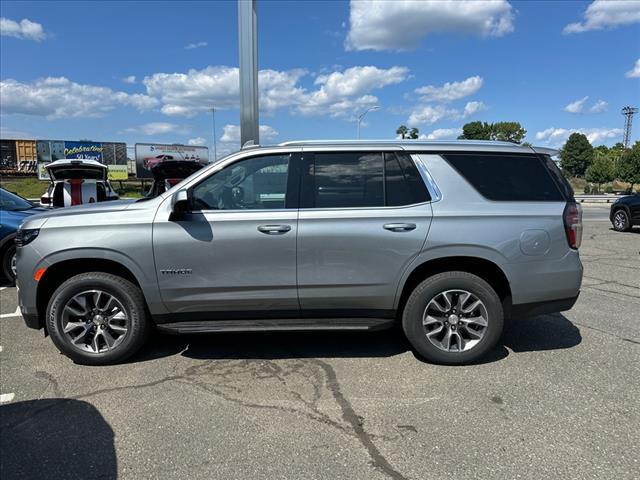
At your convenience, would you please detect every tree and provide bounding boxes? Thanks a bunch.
[560,133,593,177]
[396,125,408,139]
[458,121,492,140]
[617,141,640,191]
[409,127,419,139]
[458,121,526,144]
[585,152,615,192]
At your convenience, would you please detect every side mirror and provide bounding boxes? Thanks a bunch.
[170,190,190,219]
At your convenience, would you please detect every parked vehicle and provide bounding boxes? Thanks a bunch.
[40,159,119,208]
[610,193,640,231]
[146,160,204,198]
[0,188,45,283]
[16,140,583,365]
[143,154,174,170]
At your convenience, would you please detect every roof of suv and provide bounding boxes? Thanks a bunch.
[272,140,557,156]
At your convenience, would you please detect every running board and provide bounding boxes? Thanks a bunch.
[156,318,395,334]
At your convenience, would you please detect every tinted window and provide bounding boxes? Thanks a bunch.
[0,189,33,211]
[444,153,564,201]
[192,154,290,210]
[540,154,573,200]
[385,152,431,206]
[312,152,383,208]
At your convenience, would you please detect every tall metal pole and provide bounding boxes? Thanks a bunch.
[621,106,638,149]
[238,0,259,147]
[357,105,380,139]
[211,107,217,162]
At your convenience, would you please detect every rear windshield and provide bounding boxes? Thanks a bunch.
[443,153,565,202]
[50,168,105,180]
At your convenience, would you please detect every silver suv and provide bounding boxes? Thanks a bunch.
[16,140,583,365]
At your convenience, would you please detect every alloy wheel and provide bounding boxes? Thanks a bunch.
[61,290,129,354]
[422,289,488,353]
[614,211,627,230]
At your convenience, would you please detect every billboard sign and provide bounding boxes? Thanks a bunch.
[64,141,103,162]
[134,143,209,179]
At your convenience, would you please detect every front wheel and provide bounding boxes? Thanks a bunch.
[402,271,504,365]
[612,209,631,232]
[47,272,150,365]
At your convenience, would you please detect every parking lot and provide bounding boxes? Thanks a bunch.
[0,205,638,480]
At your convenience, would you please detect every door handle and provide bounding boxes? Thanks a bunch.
[383,223,416,232]
[258,224,291,235]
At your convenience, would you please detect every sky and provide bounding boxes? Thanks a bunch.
[1,0,639,159]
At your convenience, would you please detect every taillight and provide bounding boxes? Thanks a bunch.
[563,202,582,249]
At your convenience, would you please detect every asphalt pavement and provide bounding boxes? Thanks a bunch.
[1,205,638,480]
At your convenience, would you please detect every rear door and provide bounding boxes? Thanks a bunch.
[297,150,432,316]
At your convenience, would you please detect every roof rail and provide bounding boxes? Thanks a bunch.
[241,140,260,150]
[278,139,520,147]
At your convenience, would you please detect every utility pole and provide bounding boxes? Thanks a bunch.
[212,107,218,161]
[357,105,380,139]
[238,0,259,147]
[621,106,638,149]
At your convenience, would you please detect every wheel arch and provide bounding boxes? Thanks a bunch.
[395,256,512,320]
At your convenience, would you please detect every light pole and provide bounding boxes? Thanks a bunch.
[357,105,380,139]
[211,107,217,162]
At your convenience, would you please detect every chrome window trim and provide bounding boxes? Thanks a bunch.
[410,153,442,203]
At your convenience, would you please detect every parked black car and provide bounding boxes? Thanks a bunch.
[610,193,640,232]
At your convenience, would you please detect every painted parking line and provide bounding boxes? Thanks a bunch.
[0,287,8,291]
[0,393,15,403]
[0,307,21,318]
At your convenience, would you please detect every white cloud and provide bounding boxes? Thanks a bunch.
[564,96,589,114]
[463,101,487,117]
[419,128,462,140]
[185,41,208,50]
[589,100,608,113]
[535,127,623,147]
[220,124,279,143]
[187,137,207,146]
[626,58,640,78]
[126,122,188,136]
[564,0,640,34]
[345,0,514,51]
[0,77,158,119]
[143,65,408,119]
[408,105,459,126]
[415,76,483,102]
[0,17,46,41]
[123,75,136,84]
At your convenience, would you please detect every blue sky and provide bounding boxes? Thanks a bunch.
[1,0,639,158]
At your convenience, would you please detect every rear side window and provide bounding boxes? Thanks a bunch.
[443,153,564,201]
[385,152,431,206]
[312,152,384,208]
[540,154,574,200]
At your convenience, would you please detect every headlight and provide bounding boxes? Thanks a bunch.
[15,229,40,247]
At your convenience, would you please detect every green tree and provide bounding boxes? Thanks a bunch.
[617,140,640,191]
[458,121,526,144]
[585,152,615,192]
[560,133,593,177]
[458,121,492,140]
[409,127,419,139]
[396,125,408,139]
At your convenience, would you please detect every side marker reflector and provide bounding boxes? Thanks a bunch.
[34,268,46,282]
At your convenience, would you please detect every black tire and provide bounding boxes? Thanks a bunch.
[612,209,631,232]
[402,271,503,365]
[47,272,150,365]
[2,244,17,284]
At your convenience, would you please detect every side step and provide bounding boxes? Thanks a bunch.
[156,318,395,334]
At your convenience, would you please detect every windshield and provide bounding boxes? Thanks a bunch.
[0,188,34,211]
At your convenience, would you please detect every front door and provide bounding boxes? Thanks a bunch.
[153,153,300,316]
[297,151,433,316]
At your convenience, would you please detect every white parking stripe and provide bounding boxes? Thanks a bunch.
[0,307,21,318]
[0,346,3,352]
[0,287,8,291]
[0,393,15,403]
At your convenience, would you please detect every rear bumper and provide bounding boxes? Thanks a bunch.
[511,293,579,319]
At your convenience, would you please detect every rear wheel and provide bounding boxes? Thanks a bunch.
[47,272,150,365]
[402,271,503,365]
[612,209,631,232]
[2,244,17,284]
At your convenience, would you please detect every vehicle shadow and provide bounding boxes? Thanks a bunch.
[129,313,581,365]
[0,399,117,480]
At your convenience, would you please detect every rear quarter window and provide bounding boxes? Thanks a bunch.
[443,153,565,202]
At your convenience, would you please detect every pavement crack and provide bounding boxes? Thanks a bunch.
[311,359,409,480]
